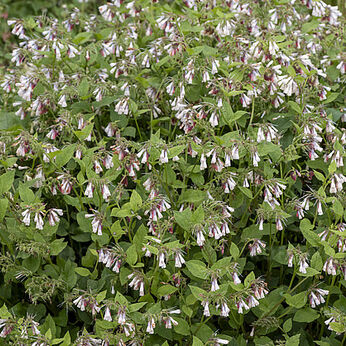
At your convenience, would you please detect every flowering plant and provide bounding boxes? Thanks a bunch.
[0,0,345,345]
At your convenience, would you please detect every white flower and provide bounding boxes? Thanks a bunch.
[158,252,166,268]
[174,252,185,268]
[146,317,155,334]
[58,95,67,107]
[104,307,112,322]
[22,209,31,226]
[159,149,168,164]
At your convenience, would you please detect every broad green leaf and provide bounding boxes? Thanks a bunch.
[75,267,91,277]
[185,260,207,279]
[293,308,319,323]
[0,170,15,194]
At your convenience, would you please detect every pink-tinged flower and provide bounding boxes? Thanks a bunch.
[236,298,249,314]
[162,315,179,329]
[251,149,260,167]
[73,295,87,311]
[195,227,206,247]
[48,208,63,226]
[101,183,111,201]
[103,154,114,169]
[128,272,145,296]
[252,280,269,299]
[249,239,266,256]
[104,123,117,137]
[316,200,323,216]
[323,257,338,276]
[85,182,94,198]
[34,211,44,230]
[0,319,14,338]
[99,4,114,21]
[117,306,126,325]
[298,255,309,274]
[94,160,103,174]
[104,307,112,322]
[67,44,79,58]
[57,174,73,195]
[46,128,59,140]
[309,288,329,308]
[146,316,155,334]
[247,295,259,308]
[220,301,230,317]
[85,211,103,236]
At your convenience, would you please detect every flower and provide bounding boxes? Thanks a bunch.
[48,208,63,226]
[249,239,266,257]
[146,316,155,334]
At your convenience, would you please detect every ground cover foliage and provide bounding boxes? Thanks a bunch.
[0,0,345,345]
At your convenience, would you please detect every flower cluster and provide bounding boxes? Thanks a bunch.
[0,0,344,344]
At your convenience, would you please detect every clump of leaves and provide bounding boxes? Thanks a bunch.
[0,0,345,345]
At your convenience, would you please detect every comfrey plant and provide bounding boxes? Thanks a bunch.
[0,0,345,345]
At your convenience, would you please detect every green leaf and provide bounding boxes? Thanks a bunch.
[313,170,325,182]
[185,260,207,279]
[173,317,190,335]
[0,170,15,194]
[189,285,207,301]
[329,322,346,334]
[96,290,107,303]
[78,78,89,97]
[61,331,71,346]
[192,336,204,346]
[174,209,192,230]
[179,190,206,204]
[283,318,292,333]
[285,334,300,346]
[55,144,76,168]
[238,186,253,199]
[75,267,91,277]
[293,308,319,323]
[157,285,178,297]
[0,198,9,221]
[300,219,320,247]
[323,92,339,104]
[328,161,337,175]
[130,190,142,210]
[0,304,12,319]
[311,252,323,271]
[73,32,93,44]
[284,292,307,309]
[50,239,68,256]
[332,199,343,217]
[244,271,255,287]
[126,245,137,266]
[288,101,301,114]
[230,243,239,259]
